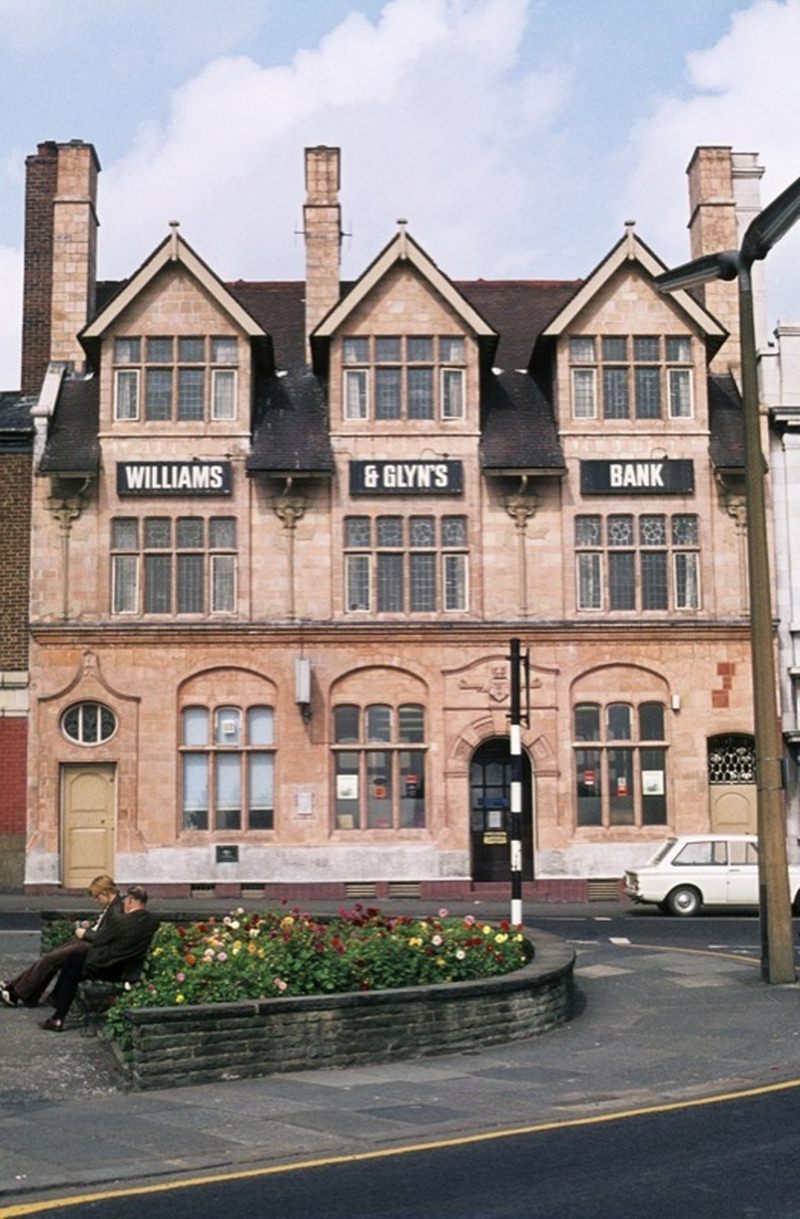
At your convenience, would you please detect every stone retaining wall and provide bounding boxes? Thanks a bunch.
[113,931,575,1091]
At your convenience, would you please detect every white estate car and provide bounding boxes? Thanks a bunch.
[624,833,800,917]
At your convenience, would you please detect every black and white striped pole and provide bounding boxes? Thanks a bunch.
[509,637,524,927]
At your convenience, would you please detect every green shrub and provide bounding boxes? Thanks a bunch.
[104,906,530,1048]
[41,918,84,953]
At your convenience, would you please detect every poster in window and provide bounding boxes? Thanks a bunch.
[642,770,664,796]
[337,775,358,800]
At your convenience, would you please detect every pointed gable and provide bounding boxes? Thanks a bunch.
[540,226,728,351]
[310,225,497,364]
[81,226,268,350]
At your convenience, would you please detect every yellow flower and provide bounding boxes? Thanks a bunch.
[280,915,295,929]
[436,957,446,967]
[152,947,163,957]
[482,925,492,936]
[175,993,185,1004]
[495,933,508,944]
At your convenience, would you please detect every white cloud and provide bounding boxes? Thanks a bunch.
[98,0,570,284]
[621,0,800,327]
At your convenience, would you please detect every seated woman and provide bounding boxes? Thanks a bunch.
[41,885,159,1032]
[0,875,122,1008]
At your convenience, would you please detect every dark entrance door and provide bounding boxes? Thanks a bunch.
[470,737,533,882]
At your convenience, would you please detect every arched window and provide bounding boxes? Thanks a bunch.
[574,700,667,827]
[332,703,426,830]
[180,704,275,832]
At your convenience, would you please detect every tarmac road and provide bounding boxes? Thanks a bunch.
[1,899,799,1210]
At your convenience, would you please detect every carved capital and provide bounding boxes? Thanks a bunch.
[46,495,83,534]
[724,493,747,530]
[273,494,308,530]
[504,492,538,530]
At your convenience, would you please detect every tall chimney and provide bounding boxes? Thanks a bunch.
[20,140,100,396]
[687,146,741,370]
[303,146,341,358]
[21,143,59,396]
[731,151,767,350]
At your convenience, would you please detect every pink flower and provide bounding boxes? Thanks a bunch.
[273,977,288,992]
[176,971,186,983]
[463,914,476,927]
[438,907,449,918]
[217,951,228,962]
[432,934,443,947]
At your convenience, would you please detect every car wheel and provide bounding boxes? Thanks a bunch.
[666,886,702,917]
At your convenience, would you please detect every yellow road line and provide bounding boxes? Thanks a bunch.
[3,1075,800,1217]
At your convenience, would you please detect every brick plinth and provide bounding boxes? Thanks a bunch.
[115,930,574,1091]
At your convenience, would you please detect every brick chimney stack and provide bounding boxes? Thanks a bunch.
[687,146,740,370]
[303,146,342,359]
[20,140,100,396]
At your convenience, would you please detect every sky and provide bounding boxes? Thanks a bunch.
[1,0,799,390]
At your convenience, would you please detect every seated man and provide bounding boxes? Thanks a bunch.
[41,885,160,1033]
[1,874,121,1008]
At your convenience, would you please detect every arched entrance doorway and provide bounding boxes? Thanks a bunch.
[707,733,757,833]
[470,737,534,882]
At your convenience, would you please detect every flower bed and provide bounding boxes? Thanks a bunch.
[104,906,531,1046]
[44,906,575,1090]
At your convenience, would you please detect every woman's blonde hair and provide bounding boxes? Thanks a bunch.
[87,874,118,898]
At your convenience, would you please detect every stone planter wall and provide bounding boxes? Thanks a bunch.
[115,931,575,1091]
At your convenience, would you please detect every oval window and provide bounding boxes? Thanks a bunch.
[61,701,117,745]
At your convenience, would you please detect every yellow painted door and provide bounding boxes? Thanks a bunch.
[61,764,116,888]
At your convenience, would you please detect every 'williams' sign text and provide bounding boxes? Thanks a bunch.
[117,461,233,497]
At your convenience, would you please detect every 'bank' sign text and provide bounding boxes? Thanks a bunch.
[580,459,694,495]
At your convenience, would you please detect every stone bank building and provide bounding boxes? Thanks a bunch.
[19,140,771,897]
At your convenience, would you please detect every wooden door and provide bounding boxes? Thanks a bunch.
[61,764,116,888]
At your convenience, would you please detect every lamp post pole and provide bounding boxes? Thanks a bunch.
[655,172,800,983]
[737,262,795,983]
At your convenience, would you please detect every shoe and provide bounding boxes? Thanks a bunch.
[0,984,18,1008]
[40,1017,63,1032]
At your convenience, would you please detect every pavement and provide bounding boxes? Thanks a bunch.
[1,893,800,1208]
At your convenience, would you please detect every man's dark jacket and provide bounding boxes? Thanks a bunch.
[84,908,160,981]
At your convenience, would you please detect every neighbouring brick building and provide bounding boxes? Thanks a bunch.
[0,392,33,887]
[18,139,779,898]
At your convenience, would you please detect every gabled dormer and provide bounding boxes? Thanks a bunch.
[310,224,496,435]
[80,225,270,435]
[536,224,728,436]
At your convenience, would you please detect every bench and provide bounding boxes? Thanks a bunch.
[75,955,151,1027]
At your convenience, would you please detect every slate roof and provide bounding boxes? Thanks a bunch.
[479,370,565,471]
[247,368,333,474]
[38,377,99,474]
[39,270,742,480]
[708,374,745,471]
[0,393,34,451]
[456,281,580,371]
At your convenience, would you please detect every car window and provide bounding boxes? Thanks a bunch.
[674,840,727,866]
[648,839,676,865]
[729,841,758,865]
